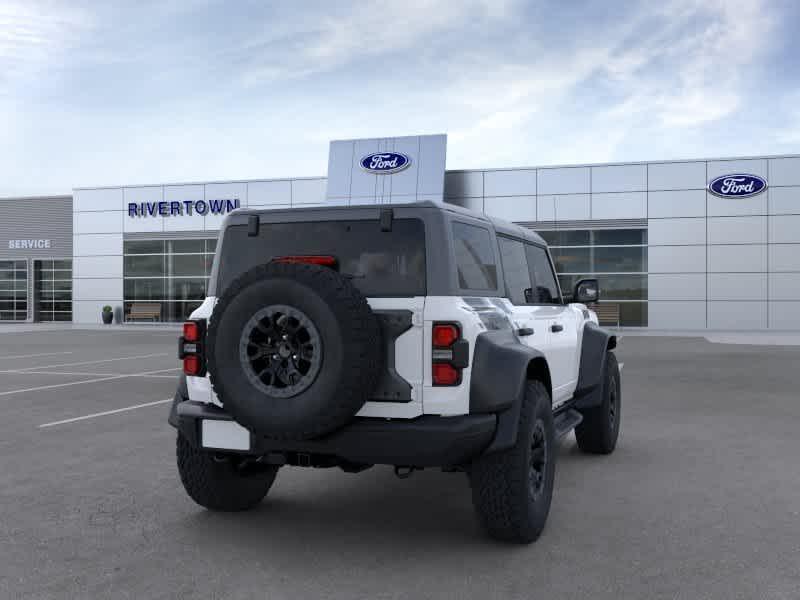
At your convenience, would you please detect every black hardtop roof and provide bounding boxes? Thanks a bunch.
[242,200,546,246]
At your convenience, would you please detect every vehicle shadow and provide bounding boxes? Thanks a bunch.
[172,442,586,558]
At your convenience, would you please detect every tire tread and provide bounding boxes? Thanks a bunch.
[469,380,555,543]
[575,351,620,454]
[176,434,278,511]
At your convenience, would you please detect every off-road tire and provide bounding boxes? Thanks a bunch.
[575,351,621,454]
[176,434,278,511]
[469,380,556,543]
[206,262,382,440]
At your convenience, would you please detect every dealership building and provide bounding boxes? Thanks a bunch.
[1,134,799,330]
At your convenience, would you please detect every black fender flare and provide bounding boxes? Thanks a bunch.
[572,322,617,410]
[469,329,551,454]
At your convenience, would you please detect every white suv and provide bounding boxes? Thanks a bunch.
[169,201,621,543]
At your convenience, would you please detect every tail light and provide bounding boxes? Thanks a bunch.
[432,362,460,386]
[179,319,206,376]
[432,323,459,347]
[183,355,202,376]
[432,322,469,386]
[183,321,201,342]
[272,255,338,268]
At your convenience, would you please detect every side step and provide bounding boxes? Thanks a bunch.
[553,408,583,439]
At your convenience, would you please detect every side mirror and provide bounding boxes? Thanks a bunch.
[573,278,599,304]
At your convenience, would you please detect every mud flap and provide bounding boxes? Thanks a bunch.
[167,373,188,428]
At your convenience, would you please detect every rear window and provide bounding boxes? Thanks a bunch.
[217,219,426,297]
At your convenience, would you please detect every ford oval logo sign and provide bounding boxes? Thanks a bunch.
[708,174,767,198]
[360,152,411,174]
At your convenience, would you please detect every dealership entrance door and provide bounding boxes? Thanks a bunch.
[33,260,73,322]
[0,260,28,321]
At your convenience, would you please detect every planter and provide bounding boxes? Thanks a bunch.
[101,311,113,325]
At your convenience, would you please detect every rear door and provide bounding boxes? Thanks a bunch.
[214,216,428,418]
[496,235,550,360]
[524,243,580,405]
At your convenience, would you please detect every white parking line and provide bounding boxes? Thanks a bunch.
[126,367,178,375]
[0,375,133,396]
[5,352,170,372]
[0,369,180,378]
[0,368,181,397]
[39,398,173,428]
[0,351,74,360]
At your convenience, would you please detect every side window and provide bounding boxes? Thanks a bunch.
[525,244,561,304]
[498,236,532,305]
[452,222,498,291]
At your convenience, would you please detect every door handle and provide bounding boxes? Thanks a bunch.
[551,323,564,333]
[516,327,534,337]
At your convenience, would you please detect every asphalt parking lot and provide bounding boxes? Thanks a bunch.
[1,328,798,599]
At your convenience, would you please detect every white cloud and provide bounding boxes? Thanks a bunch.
[237,0,515,86]
[774,90,800,146]
[625,0,774,127]
[0,0,791,195]
[442,0,778,167]
[0,1,91,93]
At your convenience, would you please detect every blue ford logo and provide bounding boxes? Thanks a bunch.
[708,174,767,198]
[360,152,411,174]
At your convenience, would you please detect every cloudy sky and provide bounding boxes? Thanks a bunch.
[1,0,798,196]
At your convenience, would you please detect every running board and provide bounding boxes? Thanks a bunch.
[554,408,583,438]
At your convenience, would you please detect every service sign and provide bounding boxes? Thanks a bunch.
[708,174,767,198]
[8,239,51,249]
[359,152,411,174]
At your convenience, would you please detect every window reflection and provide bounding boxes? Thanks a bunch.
[537,228,648,326]
[123,238,216,322]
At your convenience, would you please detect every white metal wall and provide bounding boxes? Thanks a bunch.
[73,154,800,330]
[446,156,800,330]
[72,178,326,323]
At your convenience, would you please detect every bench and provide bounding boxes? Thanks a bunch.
[127,303,162,322]
[591,302,620,328]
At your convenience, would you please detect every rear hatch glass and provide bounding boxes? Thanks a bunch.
[216,219,426,297]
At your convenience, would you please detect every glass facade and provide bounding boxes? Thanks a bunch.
[0,260,28,321]
[123,239,216,322]
[34,260,72,322]
[536,229,648,326]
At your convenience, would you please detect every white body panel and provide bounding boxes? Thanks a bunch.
[505,300,585,407]
[420,296,489,416]
[186,295,430,417]
[186,292,592,419]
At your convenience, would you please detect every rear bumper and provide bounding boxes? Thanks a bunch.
[173,399,496,468]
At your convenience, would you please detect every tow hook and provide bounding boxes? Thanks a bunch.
[394,466,415,479]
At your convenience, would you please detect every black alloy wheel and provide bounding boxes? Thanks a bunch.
[529,419,548,501]
[239,304,323,398]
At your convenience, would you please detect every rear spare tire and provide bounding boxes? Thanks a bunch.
[207,262,382,440]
